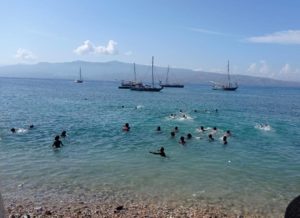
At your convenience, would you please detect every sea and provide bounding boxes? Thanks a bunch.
[0,77,299,216]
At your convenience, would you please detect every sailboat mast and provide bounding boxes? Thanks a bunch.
[152,56,154,87]
[134,63,136,82]
[166,65,169,84]
[80,67,82,80]
[227,60,231,86]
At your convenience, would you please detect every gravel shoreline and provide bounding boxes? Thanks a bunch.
[4,198,282,218]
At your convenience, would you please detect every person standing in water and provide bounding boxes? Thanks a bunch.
[52,135,64,148]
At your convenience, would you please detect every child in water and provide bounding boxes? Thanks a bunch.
[52,135,64,148]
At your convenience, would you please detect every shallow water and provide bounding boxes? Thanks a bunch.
[0,78,300,216]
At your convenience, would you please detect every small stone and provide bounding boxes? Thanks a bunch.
[34,207,43,213]
[44,210,52,215]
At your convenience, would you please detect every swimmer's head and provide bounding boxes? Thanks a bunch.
[10,128,16,133]
[213,127,217,130]
[55,135,60,140]
[187,133,192,139]
[171,131,175,137]
[29,125,34,129]
[157,126,161,131]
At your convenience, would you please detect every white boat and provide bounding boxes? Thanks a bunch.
[211,61,238,91]
[119,63,143,89]
[131,56,163,92]
[74,67,83,83]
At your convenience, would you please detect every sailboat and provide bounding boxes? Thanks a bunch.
[118,63,143,89]
[131,56,163,92]
[74,67,83,83]
[159,65,184,88]
[211,61,238,91]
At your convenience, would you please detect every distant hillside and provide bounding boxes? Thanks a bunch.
[0,60,299,87]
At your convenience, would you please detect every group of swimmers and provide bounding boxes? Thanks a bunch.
[10,124,34,133]
[122,121,232,158]
[10,124,67,149]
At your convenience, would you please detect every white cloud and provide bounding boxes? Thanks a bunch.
[15,48,37,61]
[74,40,95,55]
[247,30,300,44]
[280,64,291,74]
[247,61,274,77]
[188,27,225,36]
[74,40,118,55]
[247,63,257,73]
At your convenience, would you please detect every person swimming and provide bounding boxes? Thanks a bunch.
[170,131,175,137]
[29,124,34,129]
[198,126,206,132]
[179,136,186,145]
[149,147,166,157]
[52,135,64,148]
[208,134,214,142]
[223,136,228,145]
[187,133,192,139]
[156,126,161,132]
[122,123,130,131]
[10,128,16,133]
[224,130,231,137]
[61,130,67,137]
[211,127,217,135]
[174,126,179,132]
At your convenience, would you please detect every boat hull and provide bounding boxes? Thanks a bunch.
[130,87,163,92]
[161,84,184,88]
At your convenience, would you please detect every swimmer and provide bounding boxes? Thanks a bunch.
[224,130,231,137]
[215,109,218,113]
[211,127,217,135]
[223,136,228,145]
[170,131,175,137]
[29,124,34,129]
[182,114,187,119]
[122,123,130,131]
[61,130,67,137]
[52,135,64,148]
[194,109,198,113]
[179,136,186,145]
[156,126,161,132]
[208,134,214,142]
[187,133,192,139]
[10,128,16,133]
[121,105,124,108]
[174,126,179,132]
[198,126,206,132]
[149,147,166,157]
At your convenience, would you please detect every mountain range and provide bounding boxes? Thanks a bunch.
[0,60,299,87]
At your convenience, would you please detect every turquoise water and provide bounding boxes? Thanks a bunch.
[0,78,300,215]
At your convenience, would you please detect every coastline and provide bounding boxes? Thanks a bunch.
[4,195,283,218]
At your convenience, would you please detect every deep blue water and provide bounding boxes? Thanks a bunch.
[0,77,299,215]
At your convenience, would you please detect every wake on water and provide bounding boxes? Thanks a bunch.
[255,123,272,131]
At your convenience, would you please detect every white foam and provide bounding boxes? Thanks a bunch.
[255,124,272,131]
[16,128,28,133]
[136,105,144,109]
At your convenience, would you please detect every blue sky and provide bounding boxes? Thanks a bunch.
[1,0,300,81]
